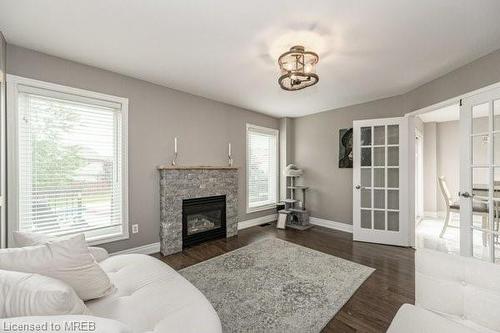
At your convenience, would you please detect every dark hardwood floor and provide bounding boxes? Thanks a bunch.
[152,224,415,333]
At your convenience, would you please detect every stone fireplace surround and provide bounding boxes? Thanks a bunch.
[158,166,238,255]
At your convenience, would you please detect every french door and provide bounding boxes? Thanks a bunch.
[460,87,500,262]
[353,117,411,246]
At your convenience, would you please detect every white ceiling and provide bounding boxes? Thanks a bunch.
[1,1,500,118]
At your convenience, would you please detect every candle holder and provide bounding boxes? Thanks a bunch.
[172,137,178,166]
[172,152,178,166]
[228,155,233,167]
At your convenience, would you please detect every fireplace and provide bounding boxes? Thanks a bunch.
[182,195,227,247]
[158,166,238,255]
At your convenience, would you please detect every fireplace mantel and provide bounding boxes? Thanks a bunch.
[157,165,238,170]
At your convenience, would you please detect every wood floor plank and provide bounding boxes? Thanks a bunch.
[153,224,415,332]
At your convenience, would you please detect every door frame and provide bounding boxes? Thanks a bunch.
[353,116,412,247]
[415,128,424,222]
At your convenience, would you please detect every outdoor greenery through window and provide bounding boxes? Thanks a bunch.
[14,81,127,243]
[247,124,278,212]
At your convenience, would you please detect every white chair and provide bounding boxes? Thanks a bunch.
[437,176,489,241]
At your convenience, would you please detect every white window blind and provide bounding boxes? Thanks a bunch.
[247,124,278,212]
[13,81,127,243]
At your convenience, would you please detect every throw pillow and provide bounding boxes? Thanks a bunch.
[0,269,90,317]
[0,234,114,301]
[12,231,110,262]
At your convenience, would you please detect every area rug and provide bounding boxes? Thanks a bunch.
[180,238,374,332]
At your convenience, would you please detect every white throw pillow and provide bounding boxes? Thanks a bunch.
[0,269,90,318]
[0,234,114,301]
[0,315,132,333]
[12,231,110,262]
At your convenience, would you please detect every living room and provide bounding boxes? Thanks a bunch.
[1,1,500,333]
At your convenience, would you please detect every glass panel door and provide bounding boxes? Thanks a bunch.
[461,90,500,263]
[353,117,409,246]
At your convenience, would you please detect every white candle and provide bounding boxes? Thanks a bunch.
[228,143,232,156]
[174,137,178,153]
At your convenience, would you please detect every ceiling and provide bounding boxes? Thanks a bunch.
[1,1,500,118]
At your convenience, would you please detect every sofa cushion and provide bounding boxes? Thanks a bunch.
[0,234,114,301]
[416,248,500,332]
[387,304,480,333]
[86,254,221,333]
[0,270,90,318]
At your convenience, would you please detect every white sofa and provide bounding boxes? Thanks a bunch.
[87,253,222,333]
[1,251,222,333]
[388,248,500,333]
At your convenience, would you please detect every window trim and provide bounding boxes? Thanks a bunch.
[6,75,129,246]
[246,123,279,214]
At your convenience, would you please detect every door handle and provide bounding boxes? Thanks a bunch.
[355,185,362,190]
[459,192,473,198]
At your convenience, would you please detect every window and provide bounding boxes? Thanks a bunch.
[7,76,128,245]
[246,124,278,212]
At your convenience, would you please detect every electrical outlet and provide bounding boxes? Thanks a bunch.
[132,224,139,234]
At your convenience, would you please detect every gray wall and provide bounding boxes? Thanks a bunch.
[6,45,279,253]
[423,122,438,213]
[406,49,500,113]
[435,121,460,212]
[279,118,294,201]
[294,48,500,227]
[294,96,406,224]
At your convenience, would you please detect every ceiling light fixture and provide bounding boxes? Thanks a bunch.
[278,45,319,91]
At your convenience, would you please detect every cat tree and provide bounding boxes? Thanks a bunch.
[277,165,311,230]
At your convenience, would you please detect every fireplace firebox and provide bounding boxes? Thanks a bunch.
[182,195,227,247]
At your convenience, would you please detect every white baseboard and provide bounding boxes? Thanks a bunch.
[424,211,438,218]
[424,211,446,218]
[111,242,160,256]
[111,215,278,256]
[238,214,278,230]
[309,217,353,233]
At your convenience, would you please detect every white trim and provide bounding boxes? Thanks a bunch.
[112,213,280,256]
[246,204,276,214]
[6,75,129,107]
[0,63,5,248]
[110,242,161,256]
[309,217,353,233]
[238,213,277,230]
[423,211,449,219]
[246,123,279,214]
[351,116,404,127]
[6,75,129,246]
[415,128,424,220]
[405,116,416,248]
[424,211,440,218]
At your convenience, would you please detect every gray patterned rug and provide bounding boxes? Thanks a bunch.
[180,238,374,332]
